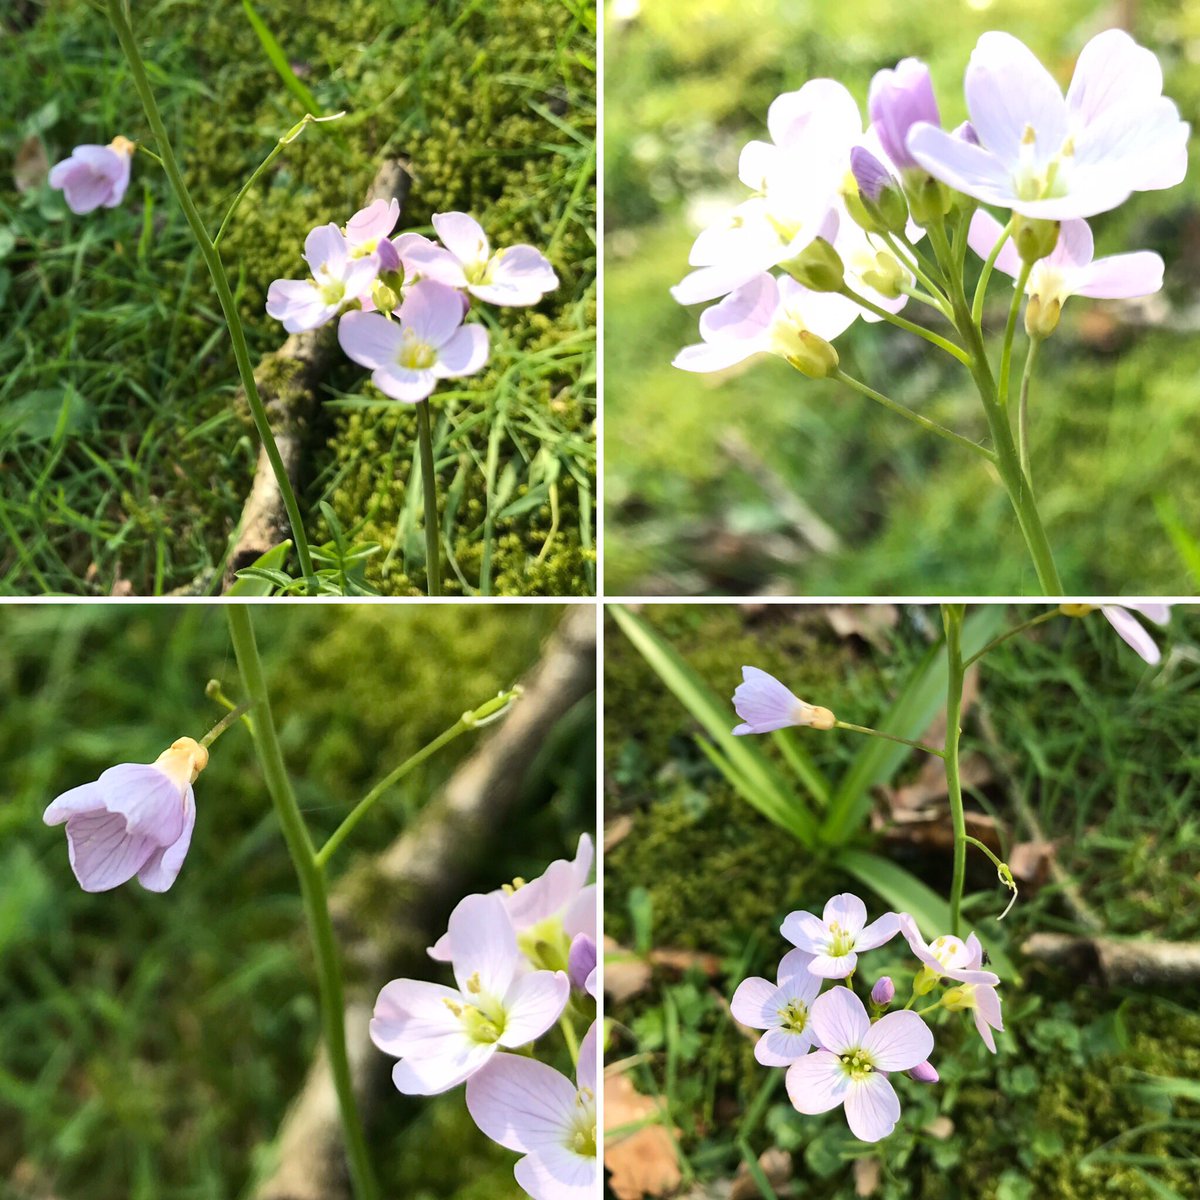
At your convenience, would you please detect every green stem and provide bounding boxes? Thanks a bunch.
[880,232,952,315]
[315,688,520,869]
[1018,336,1041,486]
[942,605,967,939]
[962,606,1061,669]
[834,720,945,758]
[927,218,1063,593]
[972,217,1013,325]
[106,0,316,590]
[998,260,1032,410]
[416,401,442,596]
[198,700,255,748]
[559,1013,580,1066]
[834,371,993,460]
[840,284,972,365]
[226,607,380,1200]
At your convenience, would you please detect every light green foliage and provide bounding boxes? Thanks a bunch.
[604,0,1200,595]
[0,0,594,595]
[0,605,591,1197]
[604,603,1200,1196]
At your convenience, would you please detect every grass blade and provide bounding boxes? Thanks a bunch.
[241,0,324,115]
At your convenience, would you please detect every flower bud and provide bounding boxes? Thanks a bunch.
[807,704,836,730]
[847,148,909,235]
[568,933,597,992]
[912,964,939,996]
[778,329,840,380]
[1013,214,1059,265]
[371,279,400,316]
[868,58,939,174]
[907,1060,939,1084]
[1024,294,1060,339]
[904,172,950,227]
[780,238,845,293]
[952,121,979,147]
[860,251,907,300]
[870,976,895,1006]
[376,237,402,276]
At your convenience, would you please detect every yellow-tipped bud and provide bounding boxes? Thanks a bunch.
[861,251,907,300]
[780,238,845,293]
[808,706,837,731]
[783,331,839,380]
[1024,294,1060,338]
[371,280,399,316]
[1013,215,1059,265]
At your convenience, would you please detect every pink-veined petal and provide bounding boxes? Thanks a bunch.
[732,665,810,735]
[466,1053,577,1152]
[907,125,1017,207]
[433,211,490,266]
[514,1145,597,1200]
[498,970,570,1048]
[808,951,857,980]
[856,912,900,952]
[843,1072,902,1142]
[434,324,489,378]
[369,978,467,1057]
[730,976,780,1030]
[967,210,1023,278]
[337,311,403,370]
[449,893,519,998]
[44,779,108,825]
[756,1026,815,1067]
[785,1049,849,1114]
[304,223,347,275]
[136,793,196,892]
[823,893,868,938]
[780,909,829,954]
[810,986,869,1055]
[861,1010,934,1072]
[63,810,155,892]
[95,763,185,845]
[673,339,762,374]
[371,365,437,403]
[577,1021,598,1094]
[391,1041,495,1095]
[346,198,400,245]
[400,280,468,347]
[777,948,820,998]
[699,274,780,344]
[1073,251,1163,299]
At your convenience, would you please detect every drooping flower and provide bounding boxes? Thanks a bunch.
[370,893,570,1096]
[731,664,837,735]
[337,280,489,403]
[730,948,823,1066]
[782,894,900,978]
[898,915,1000,988]
[265,223,378,333]
[968,211,1163,335]
[671,80,863,305]
[396,212,558,306]
[868,58,940,174]
[1100,604,1171,665]
[786,986,933,1142]
[49,136,135,214]
[466,1019,598,1199]
[42,737,207,893]
[673,273,856,379]
[908,29,1189,219]
[429,834,595,974]
[344,198,402,263]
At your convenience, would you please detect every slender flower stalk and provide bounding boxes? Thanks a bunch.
[105,0,316,589]
[833,720,945,758]
[416,401,442,595]
[941,605,968,937]
[226,606,380,1200]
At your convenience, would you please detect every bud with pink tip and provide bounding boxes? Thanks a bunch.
[870,976,895,1007]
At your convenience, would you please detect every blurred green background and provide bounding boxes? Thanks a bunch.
[603,0,1200,596]
[0,0,595,596]
[0,603,595,1199]
[604,602,1200,1198]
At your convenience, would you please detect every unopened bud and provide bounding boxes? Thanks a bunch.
[807,704,837,730]
[780,237,845,293]
[371,279,400,316]
[1013,214,1059,265]
[375,237,402,275]
[903,171,949,227]
[568,933,597,992]
[907,1060,939,1084]
[912,964,939,996]
[870,976,895,1006]
[1024,294,1060,338]
[861,251,907,299]
[781,330,839,380]
[847,148,909,235]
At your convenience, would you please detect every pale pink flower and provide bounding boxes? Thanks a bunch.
[337,280,489,403]
[786,986,933,1142]
[49,137,134,214]
[783,894,900,979]
[397,213,558,306]
[868,58,940,174]
[1101,604,1170,665]
[898,915,1001,988]
[370,893,569,1095]
[731,948,822,1066]
[43,737,207,893]
[344,198,401,263]
[466,1020,598,1199]
[731,665,836,735]
[673,274,856,376]
[908,30,1189,219]
[265,223,377,333]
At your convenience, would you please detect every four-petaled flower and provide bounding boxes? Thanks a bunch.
[898,914,1001,988]
[43,737,207,893]
[344,198,402,265]
[731,665,837,735]
[783,894,900,978]
[338,281,489,403]
[49,137,135,215]
[370,892,569,1095]
[265,223,378,333]
[787,986,934,1142]
[731,948,823,1065]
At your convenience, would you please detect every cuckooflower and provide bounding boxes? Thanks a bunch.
[908,29,1189,219]
[397,212,558,306]
[337,280,489,403]
[1062,603,1171,665]
[568,933,597,994]
[898,915,1000,987]
[43,737,207,893]
[868,58,940,174]
[786,986,934,1142]
[370,893,569,1095]
[466,1020,598,1199]
[731,948,823,1065]
[783,894,900,978]
[671,80,863,304]
[968,211,1163,335]
[344,198,401,262]
[429,833,595,974]
[49,137,135,214]
[266,223,377,333]
[673,273,857,378]
[731,664,837,735]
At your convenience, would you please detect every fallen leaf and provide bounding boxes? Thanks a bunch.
[854,1157,881,1196]
[731,1148,791,1200]
[13,135,48,192]
[606,814,634,851]
[1009,839,1056,886]
[826,604,898,650]
[924,1116,954,1140]
[605,936,652,1003]
[604,1070,683,1200]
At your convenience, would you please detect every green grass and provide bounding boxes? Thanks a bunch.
[0,0,595,596]
[603,0,1200,595]
[0,604,595,1198]
[603,603,1200,1198]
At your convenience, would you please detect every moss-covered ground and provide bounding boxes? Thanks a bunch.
[603,0,1200,595]
[604,603,1200,1198]
[1,0,595,595]
[1,604,595,1198]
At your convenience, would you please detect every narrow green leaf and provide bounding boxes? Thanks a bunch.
[611,605,820,845]
[241,0,324,115]
[228,541,292,596]
[695,736,812,842]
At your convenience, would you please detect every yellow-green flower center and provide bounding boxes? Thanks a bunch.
[777,999,809,1035]
[568,1088,597,1157]
[1014,124,1075,201]
[838,1048,876,1081]
[397,330,437,370]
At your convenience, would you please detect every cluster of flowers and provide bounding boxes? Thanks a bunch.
[47,138,558,405]
[731,894,1002,1142]
[266,200,558,402]
[370,834,597,1200]
[672,29,1185,375]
